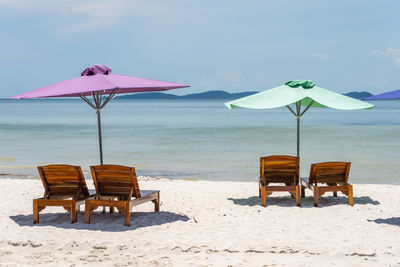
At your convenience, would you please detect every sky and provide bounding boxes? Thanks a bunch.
[0,0,399,97]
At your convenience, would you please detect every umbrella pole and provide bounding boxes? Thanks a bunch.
[295,101,301,159]
[96,109,103,165]
[297,115,300,159]
[287,100,315,198]
[79,89,119,166]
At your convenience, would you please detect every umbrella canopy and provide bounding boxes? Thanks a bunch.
[11,65,190,164]
[225,80,375,168]
[364,89,400,100]
[11,65,188,98]
[225,80,374,110]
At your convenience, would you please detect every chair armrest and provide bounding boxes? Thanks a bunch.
[301,178,314,190]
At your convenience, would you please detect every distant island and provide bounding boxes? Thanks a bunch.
[117,90,373,100]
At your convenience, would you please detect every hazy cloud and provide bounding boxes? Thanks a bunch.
[0,0,175,32]
[372,47,400,68]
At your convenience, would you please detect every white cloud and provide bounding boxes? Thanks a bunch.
[370,50,383,56]
[386,47,400,55]
[0,0,175,32]
[312,53,332,60]
[372,47,400,69]
[393,58,400,68]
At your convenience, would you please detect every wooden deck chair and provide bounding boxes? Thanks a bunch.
[84,165,160,226]
[301,162,353,207]
[33,164,93,224]
[259,155,300,207]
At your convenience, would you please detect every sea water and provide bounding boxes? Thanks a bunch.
[0,99,399,184]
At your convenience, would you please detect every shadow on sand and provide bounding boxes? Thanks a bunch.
[228,195,380,208]
[368,217,400,227]
[10,210,190,231]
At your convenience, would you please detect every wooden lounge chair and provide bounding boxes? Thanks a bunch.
[84,165,160,226]
[259,155,300,207]
[301,162,353,207]
[33,164,93,224]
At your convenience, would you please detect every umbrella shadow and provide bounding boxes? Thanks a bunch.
[367,217,400,227]
[10,210,190,232]
[227,195,380,208]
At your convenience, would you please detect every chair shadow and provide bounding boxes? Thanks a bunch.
[10,210,190,232]
[368,217,400,227]
[228,195,380,208]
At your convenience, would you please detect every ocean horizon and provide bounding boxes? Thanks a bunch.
[0,98,399,184]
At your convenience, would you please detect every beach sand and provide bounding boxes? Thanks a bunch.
[0,177,399,266]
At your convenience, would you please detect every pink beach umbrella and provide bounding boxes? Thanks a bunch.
[11,65,190,164]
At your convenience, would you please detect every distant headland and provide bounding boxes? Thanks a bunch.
[117,90,373,100]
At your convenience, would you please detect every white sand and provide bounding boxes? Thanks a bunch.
[0,177,399,266]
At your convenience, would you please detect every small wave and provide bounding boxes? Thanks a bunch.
[0,165,36,169]
[0,157,17,162]
[0,173,39,179]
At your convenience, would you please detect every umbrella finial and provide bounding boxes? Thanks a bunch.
[285,80,315,89]
[81,65,112,76]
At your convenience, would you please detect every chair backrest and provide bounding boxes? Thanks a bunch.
[260,155,299,185]
[90,165,141,199]
[309,162,351,185]
[37,164,89,199]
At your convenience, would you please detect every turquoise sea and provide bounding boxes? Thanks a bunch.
[0,99,399,184]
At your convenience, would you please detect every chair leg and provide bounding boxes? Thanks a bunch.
[70,201,77,224]
[124,201,131,226]
[348,185,353,206]
[333,191,337,197]
[314,187,319,207]
[301,186,305,198]
[260,187,266,207]
[154,192,160,212]
[84,201,91,224]
[296,186,301,207]
[117,197,122,213]
[33,200,39,224]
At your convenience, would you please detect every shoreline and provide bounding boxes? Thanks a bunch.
[1,173,400,186]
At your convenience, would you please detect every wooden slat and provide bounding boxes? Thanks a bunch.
[97,181,132,187]
[131,192,158,207]
[48,185,79,190]
[42,171,81,177]
[40,165,79,171]
[46,181,81,185]
[94,172,131,178]
[95,176,133,183]
[99,186,132,192]
[317,185,348,192]
[263,185,297,191]
[91,165,133,171]
[45,178,82,183]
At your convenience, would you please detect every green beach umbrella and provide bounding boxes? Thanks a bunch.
[225,80,375,160]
